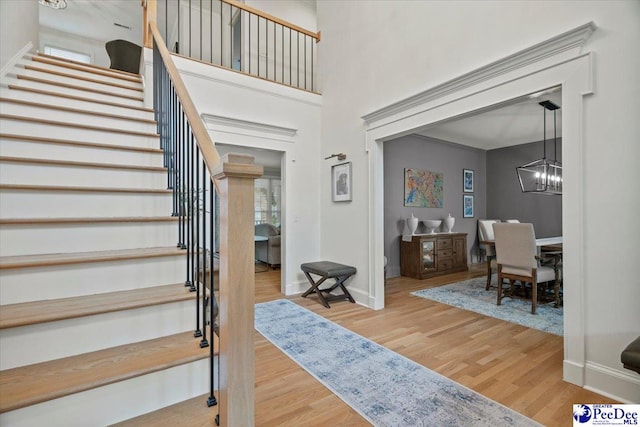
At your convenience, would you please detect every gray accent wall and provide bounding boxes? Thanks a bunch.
[384,135,486,277]
[486,139,562,238]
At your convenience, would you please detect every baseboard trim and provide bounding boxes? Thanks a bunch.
[564,359,585,386]
[1,42,33,81]
[584,361,640,403]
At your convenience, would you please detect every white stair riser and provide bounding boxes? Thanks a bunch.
[0,222,178,256]
[0,300,203,370]
[0,162,167,189]
[0,190,173,218]
[0,138,164,167]
[18,67,143,98]
[22,56,143,88]
[0,87,153,119]
[0,358,214,427]
[3,75,144,107]
[0,101,157,134]
[0,256,188,304]
[0,118,158,147]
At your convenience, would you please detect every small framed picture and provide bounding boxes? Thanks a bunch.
[463,169,474,193]
[463,195,474,218]
[332,161,352,202]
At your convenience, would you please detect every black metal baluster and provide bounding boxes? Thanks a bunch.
[311,35,314,92]
[194,148,202,337]
[179,106,186,249]
[189,0,192,57]
[207,180,218,412]
[200,163,209,348]
[304,34,307,90]
[289,28,292,86]
[177,0,180,53]
[189,132,196,292]
[185,128,193,290]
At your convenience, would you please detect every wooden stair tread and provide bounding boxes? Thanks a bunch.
[0,183,172,193]
[112,392,214,426]
[0,246,185,270]
[0,216,178,225]
[0,114,159,138]
[34,53,142,80]
[0,331,214,413]
[6,85,152,112]
[15,74,144,102]
[0,133,163,154]
[0,156,167,172]
[23,64,143,92]
[0,284,194,329]
[0,97,156,124]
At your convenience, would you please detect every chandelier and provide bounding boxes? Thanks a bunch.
[516,100,562,195]
[39,0,67,10]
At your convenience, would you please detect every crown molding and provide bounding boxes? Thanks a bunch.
[362,21,596,125]
[202,113,297,142]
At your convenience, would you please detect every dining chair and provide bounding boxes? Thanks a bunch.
[478,219,500,290]
[493,223,557,314]
[505,219,520,223]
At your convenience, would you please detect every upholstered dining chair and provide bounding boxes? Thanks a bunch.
[493,223,557,314]
[505,219,520,223]
[478,219,500,290]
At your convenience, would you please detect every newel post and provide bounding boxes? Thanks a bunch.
[213,154,263,427]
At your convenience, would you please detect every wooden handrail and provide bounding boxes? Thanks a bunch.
[223,0,320,41]
[148,21,221,176]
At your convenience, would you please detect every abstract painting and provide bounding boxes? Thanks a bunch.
[404,168,443,208]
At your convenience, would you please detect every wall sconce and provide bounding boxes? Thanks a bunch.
[325,153,346,161]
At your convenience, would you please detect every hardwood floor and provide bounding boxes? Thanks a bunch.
[120,265,618,426]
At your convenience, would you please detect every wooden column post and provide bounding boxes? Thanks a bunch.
[142,0,157,49]
[213,154,262,427]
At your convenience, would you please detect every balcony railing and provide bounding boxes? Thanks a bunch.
[146,0,320,92]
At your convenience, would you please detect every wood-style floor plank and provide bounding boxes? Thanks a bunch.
[115,266,618,426]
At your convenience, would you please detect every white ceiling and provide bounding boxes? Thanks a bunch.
[416,89,562,150]
[39,0,142,44]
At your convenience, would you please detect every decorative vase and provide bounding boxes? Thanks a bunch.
[444,213,455,233]
[407,213,419,235]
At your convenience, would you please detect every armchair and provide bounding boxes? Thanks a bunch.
[105,39,142,74]
[255,223,281,268]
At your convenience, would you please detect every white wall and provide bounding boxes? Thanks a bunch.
[0,0,38,70]
[163,53,322,296]
[317,0,640,402]
[39,26,111,67]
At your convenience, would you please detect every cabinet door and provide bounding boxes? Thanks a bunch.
[420,238,437,273]
[452,236,467,268]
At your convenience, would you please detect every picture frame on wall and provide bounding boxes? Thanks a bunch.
[463,169,474,193]
[332,161,352,202]
[463,194,474,218]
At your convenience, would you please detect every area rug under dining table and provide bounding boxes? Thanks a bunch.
[411,275,563,336]
[255,299,541,427]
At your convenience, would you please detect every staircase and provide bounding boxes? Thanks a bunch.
[0,53,213,426]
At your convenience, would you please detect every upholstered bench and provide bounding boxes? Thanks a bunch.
[621,336,640,374]
[300,261,356,308]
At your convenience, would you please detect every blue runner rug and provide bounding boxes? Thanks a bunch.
[255,299,541,427]
[411,276,563,336]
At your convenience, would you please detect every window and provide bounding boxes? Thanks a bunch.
[44,46,91,64]
[255,177,281,226]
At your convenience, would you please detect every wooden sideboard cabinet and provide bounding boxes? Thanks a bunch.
[400,233,468,279]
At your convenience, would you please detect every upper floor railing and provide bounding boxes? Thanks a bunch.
[144,0,320,92]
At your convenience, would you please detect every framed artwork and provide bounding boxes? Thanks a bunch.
[404,168,443,208]
[463,195,474,218]
[463,169,474,193]
[332,162,352,202]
